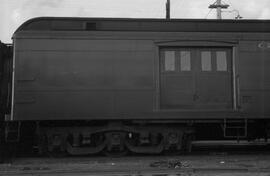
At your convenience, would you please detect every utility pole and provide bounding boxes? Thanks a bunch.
[216,0,222,19]
[209,0,229,19]
[166,0,170,19]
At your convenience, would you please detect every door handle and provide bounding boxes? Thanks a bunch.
[193,93,199,101]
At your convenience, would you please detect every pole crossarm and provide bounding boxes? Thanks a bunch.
[208,0,229,19]
[209,4,229,9]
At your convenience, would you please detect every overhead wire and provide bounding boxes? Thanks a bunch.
[205,0,217,19]
[204,8,213,19]
[223,0,234,9]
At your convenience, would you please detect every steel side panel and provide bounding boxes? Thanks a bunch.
[238,41,270,117]
[12,33,270,120]
[13,38,155,120]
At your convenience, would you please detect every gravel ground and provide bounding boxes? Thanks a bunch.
[1,153,270,175]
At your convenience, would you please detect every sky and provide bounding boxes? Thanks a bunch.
[1,0,270,43]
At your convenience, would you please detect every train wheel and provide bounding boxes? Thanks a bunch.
[183,134,195,152]
[103,147,128,157]
[47,134,67,157]
[163,147,182,156]
[37,134,49,156]
[103,132,128,157]
[48,146,67,158]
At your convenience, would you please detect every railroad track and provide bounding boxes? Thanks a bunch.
[1,152,270,176]
[2,167,270,176]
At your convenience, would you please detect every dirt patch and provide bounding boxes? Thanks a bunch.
[150,159,190,169]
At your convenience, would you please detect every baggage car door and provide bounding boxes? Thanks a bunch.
[160,48,196,109]
[160,47,232,110]
[195,48,232,109]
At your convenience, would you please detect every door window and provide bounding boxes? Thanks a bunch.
[216,51,227,71]
[201,51,212,71]
[180,51,191,71]
[160,48,232,110]
[164,51,175,71]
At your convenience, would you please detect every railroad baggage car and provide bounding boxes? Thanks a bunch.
[1,17,270,155]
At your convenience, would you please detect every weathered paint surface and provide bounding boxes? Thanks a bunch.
[11,18,270,120]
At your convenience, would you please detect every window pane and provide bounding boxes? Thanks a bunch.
[216,51,227,71]
[164,51,175,71]
[180,51,191,71]
[201,51,212,71]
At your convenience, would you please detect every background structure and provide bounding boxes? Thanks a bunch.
[1,0,270,43]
